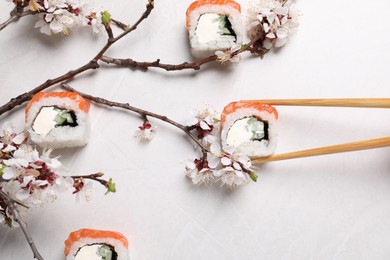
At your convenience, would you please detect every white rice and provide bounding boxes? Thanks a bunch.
[221,108,278,157]
[26,96,90,149]
[66,237,129,260]
[188,4,243,58]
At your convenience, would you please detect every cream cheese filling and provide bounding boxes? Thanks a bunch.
[75,244,115,260]
[226,117,266,147]
[32,107,60,135]
[32,106,77,135]
[195,13,236,44]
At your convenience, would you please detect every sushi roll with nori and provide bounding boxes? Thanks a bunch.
[186,0,243,58]
[64,229,130,260]
[221,101,278,157]
[25,92,90,149]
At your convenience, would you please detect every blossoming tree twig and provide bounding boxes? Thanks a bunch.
[99,35,262,71]
[60,83,210,153]
[0,190,44,260]
[60,83,258,188]
[0,0,155,117]
[0,0,300,257]
[0,123,116,259]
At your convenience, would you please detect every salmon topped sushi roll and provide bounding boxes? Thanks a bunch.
[186,0,243,58]
[25,92,90,149]
[221,101,278,157]
[64,229,129,260]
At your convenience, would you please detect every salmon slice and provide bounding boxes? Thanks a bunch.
[25,92,90,118]
[186,0,241,31]
[64,228,129,256]
[220,101,278,129]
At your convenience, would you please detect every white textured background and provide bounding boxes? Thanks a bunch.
[1,0,390,259]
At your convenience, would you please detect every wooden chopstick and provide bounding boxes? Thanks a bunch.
[241,98,390,108]
[252,136,390,164]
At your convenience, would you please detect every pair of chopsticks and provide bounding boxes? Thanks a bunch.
[240,98,390,164]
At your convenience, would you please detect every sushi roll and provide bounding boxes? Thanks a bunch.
[186,0,243,58]
[220,101,278,157]
[25,92,90,149]
[64,229,129,260]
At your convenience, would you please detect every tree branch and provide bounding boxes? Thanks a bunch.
[0,61,98,117]
[0,2,155,118]
[100,55,217,71]
[99,36,262,71]
[60,83,209,153]
[0,8,35,32]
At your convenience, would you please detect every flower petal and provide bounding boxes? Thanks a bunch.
[2,167,17,180]
[275,7,288,16]
[12,133,25,145]
[186,117,198,126]
[200,121,211,130]
[221,157,231,166]
[16,190,30,201]
[3,145,16,152]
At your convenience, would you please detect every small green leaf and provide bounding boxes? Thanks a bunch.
[213,118,220,123]
[101,11,111,25]
[106,178,116,194]
[240,44,247,50]
[250,172,258,182]
[0,164,6,178]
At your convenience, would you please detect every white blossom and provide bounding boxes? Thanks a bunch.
[75,181,94,202]
[0,123,25,151]
[215,166,250,188]
[185,158,216,185]
[2,167,17,180]
[246,0,299,49]
[40,149,61,169]
[134,122,156,142]
[35,9,76,35]
[213,147,253,188]
[33,0,105,35]
[187,106,220,148]
[79,3,105,34]
[187,106,219,129]
[215,49,241,65]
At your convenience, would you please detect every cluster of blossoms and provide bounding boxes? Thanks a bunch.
[184,107,257,188]
[0,123,115,227]
[6,0,106,35]
[247,0,299,49]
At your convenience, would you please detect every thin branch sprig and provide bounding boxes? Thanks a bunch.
[0,5,36,32]
[92,0,154,62]
[70,172,116,194]
[100,35,264,71]
[60,83,210,154]
[0,190,44,260]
